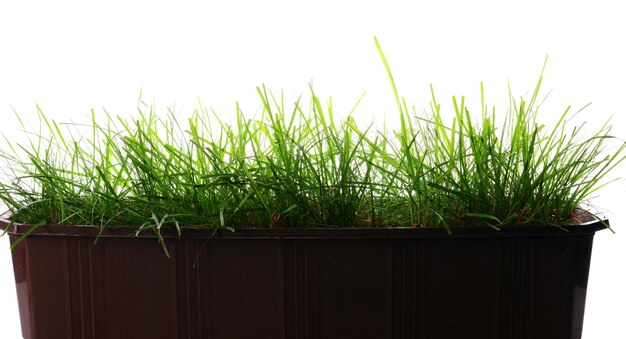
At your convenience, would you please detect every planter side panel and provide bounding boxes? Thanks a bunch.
[529,237,594,339]
[10,236,179,339]
[392,236,596,339]
[10,236,72,339]
[499,236,595,339]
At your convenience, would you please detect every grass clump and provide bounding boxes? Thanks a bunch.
[1,40,624,238]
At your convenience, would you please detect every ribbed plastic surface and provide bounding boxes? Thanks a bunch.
[1,220,605,339]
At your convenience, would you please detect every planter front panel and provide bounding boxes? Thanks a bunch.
[88,238,178,339]
[306,241,393,339]
[421,240,503,339]
[176,241,285,339]
[4,225,601,339]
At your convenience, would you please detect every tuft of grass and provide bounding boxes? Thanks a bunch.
[1,39,624,242]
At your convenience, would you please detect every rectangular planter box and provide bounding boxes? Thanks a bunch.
[1,220,605,339]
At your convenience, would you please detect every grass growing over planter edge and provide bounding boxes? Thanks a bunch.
[1,41,624,245]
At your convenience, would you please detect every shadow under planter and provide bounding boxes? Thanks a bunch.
[0,220,605,339]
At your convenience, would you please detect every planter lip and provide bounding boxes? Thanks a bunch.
[0,216,608,240]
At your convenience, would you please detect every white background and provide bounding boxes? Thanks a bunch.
[1,1,624,338]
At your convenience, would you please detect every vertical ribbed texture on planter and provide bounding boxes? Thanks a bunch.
[1,221,604,339]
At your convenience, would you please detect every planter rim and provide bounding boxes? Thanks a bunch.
[0,216,607,240]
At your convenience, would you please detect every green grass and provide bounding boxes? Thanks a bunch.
[1,38,624,240]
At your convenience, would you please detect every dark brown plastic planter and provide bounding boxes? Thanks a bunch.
[0,219,606,339]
